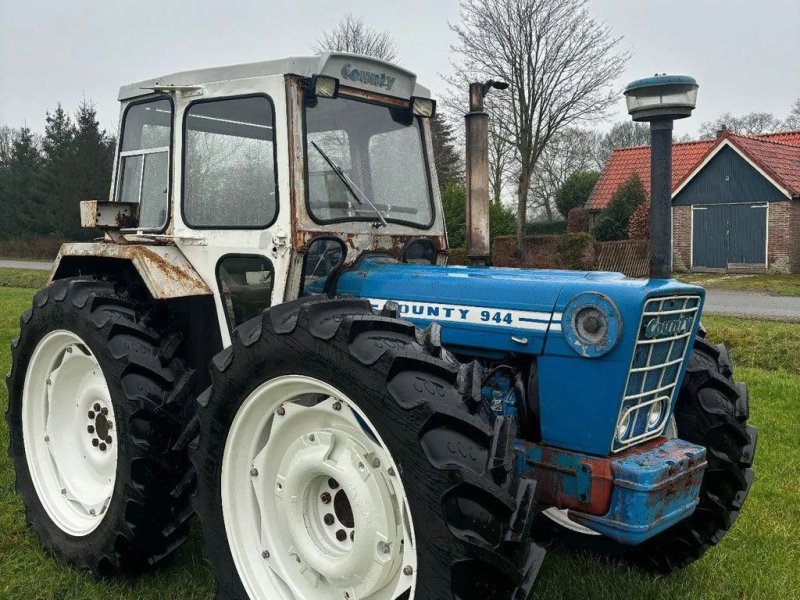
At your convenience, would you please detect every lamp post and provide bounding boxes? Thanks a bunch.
[624,75,699,279]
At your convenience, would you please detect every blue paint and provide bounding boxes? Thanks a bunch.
[569,439,707,544]
[560,291,622,358]
[335,257,705,455]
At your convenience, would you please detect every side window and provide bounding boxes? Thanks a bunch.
[301,238,344,295]
[183,96,277,228]
[117,98,172,229]
[217,256,274,330]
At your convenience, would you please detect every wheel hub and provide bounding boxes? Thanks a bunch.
[22,331,117,536]
[221,376,417,600]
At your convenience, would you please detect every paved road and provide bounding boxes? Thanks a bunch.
[0,259,53,271]
[703,289,800,321]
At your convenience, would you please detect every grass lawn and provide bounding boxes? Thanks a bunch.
[679,273,800,297]
[0,268,50,290]
[1,286,798,599]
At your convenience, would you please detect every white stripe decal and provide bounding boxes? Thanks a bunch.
[368,298,562,333]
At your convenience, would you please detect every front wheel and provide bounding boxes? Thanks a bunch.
[193,297,542,599]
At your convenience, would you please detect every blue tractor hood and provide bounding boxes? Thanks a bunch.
[334,256,704,358]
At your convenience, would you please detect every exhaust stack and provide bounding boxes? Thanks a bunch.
[464,80,506,266]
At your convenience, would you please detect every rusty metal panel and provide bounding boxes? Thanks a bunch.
[80,200,139,229]
[51,243,212,299]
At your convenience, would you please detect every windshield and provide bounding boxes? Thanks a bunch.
[305,96,433,228]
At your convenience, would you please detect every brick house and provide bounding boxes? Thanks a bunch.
[587,131,800,273]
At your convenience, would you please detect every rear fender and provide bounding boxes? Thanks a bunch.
[51,243,212,300]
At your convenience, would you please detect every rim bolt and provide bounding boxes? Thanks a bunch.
[87,426,94,434]
[89,508,96,516]
[105,436,112,444]
[92,439,99,447]
[261,550,270,559]
[403,565,414,576]
[101,407,108,416]
[324,513,335,526]
[66,347,73,354]
[350,531,355,541]
[250,468,259,477]
[99,443,107,451]
[320,492,331,504]
[388,467,396,477]
[372,457,381,468]
[46,378,52,385]
[381,542,391,554]
[308,433,315,442]
[328,478,339,489]
[332,401,342,411]
[44,435,49,442]
[94,403,100,412]
[107,421,113,430]
[358,462,365,470]
[276,406,285,416]
[60,488,66,495]
[88,411,95,419]
[335,529,347,542]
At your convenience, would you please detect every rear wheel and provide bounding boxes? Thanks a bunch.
[6,278,196,575]
[534,335,757,572]
[193,297,543,599]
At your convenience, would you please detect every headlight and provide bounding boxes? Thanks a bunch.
[562,292,622,357]
[616,412,632,441]
[647,399,667,429]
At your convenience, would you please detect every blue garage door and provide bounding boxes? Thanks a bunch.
[692,203,767,269]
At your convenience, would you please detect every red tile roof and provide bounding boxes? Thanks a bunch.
[588,130,800,210]
[586,140,714,210]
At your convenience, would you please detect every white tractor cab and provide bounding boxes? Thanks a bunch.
[8,53,756,600]
[57,52,446,347]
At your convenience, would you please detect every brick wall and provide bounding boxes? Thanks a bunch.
[767,201,791,273]
[790,200,800,273]
[672,205,691,272]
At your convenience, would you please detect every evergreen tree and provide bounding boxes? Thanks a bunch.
[554,170,600,218]
[5,127,46,237]
[429,114,462,190]
[442,181,516,248]
[41,104,77,236]
[592,173,647,241]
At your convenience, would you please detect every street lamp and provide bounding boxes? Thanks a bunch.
[624,75,699,279]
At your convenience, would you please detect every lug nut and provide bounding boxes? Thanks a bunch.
[320,492,331,504]
[88,411,95,419]
[87,426,95,434]
[336,529,347,542]
[403,565,414,576]
[372,457,381,468]
[92,439,99,447]
[101,407,108,416]
[99,443,107,451]
[332,401,342,411]
[262,550,270,559]
[94,403,100,412]
[324,513,335,526]
[105,436,112,444]
[106,421,113,430]
[328,478,339,489]
[381,542,391,554]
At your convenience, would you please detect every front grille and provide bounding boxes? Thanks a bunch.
[612,295,701,453]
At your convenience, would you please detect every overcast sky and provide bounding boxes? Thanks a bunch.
[1,0,798,139]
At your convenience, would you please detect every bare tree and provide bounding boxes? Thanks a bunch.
[528,127,596,220]
[784,98,800,130]
[0,125,19,164]
[594,121,650,168]
[450,0,627,250]
[698,111,782,139]
[313,14,398,62]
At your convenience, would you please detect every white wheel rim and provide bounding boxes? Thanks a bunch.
[22,330,117,536]
[221,375,418,600]
[542,417,678,535]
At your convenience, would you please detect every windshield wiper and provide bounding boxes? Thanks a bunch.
[310,141,388,227]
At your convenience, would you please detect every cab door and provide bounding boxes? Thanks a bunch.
[170,76,292,346]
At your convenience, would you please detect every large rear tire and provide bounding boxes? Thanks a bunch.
[534,334,757,572]
[6,278,196,575]
[193,296,543,599]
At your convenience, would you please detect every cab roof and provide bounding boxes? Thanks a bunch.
[118,52,431,102]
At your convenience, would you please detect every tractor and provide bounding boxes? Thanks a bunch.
[6,53,756,599]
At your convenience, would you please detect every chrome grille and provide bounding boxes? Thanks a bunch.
[612,295,701,453]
